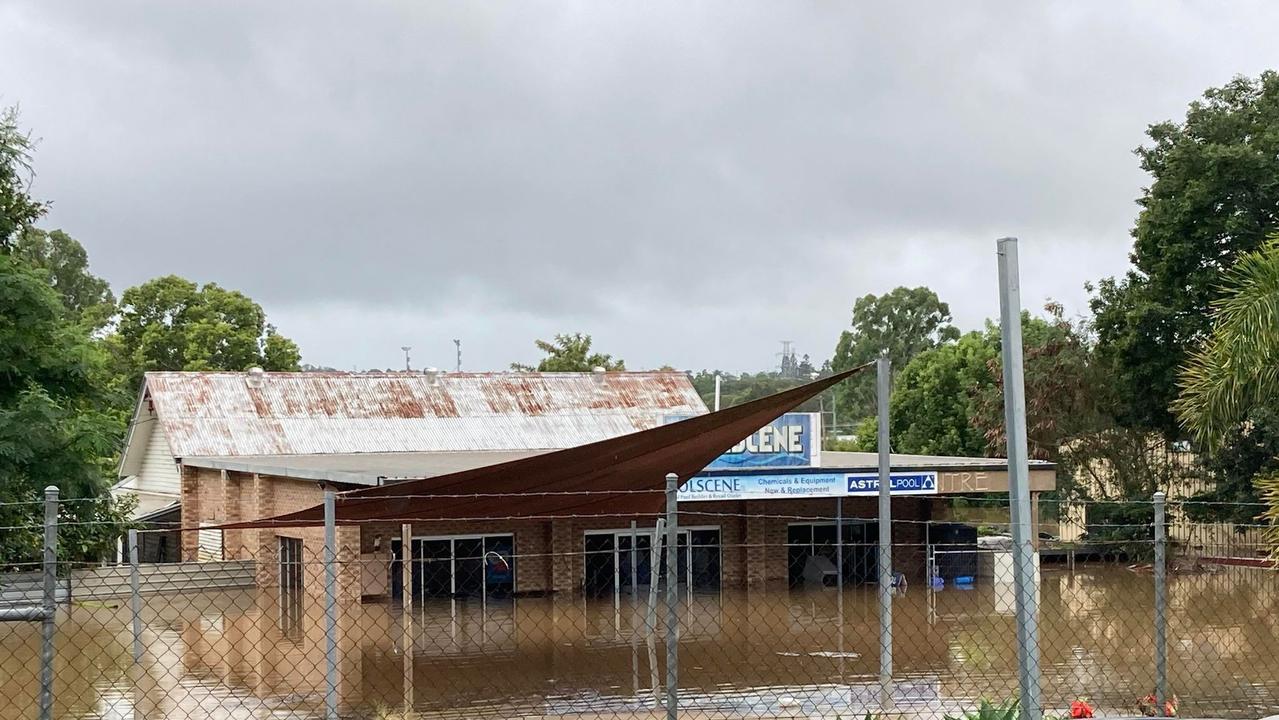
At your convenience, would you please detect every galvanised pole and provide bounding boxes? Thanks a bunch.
[1154,491,1168,715]
[40,486,59,720]
[876,355,893,697]
[997,237,1043,720]
[129,528,143,663]
[324,490,339,720]
[664,472,680,720]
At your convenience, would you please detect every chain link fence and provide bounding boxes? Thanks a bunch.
[2,489,1277,720]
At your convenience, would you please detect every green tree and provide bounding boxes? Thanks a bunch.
[849,309,1090,459]
[970,305,1102,463]
[114,275,301,386]
[1184,407,1279,525]
[0,104,131,565]
[12,228,115,329]
[1175,239,1279,526]
[1175,239,1279,445]
[0,252,132,565]
[511,333,624,372]
[1092,71,1279,436]
[829,286,960,429]
[861,331,997,457]
[0,106,47,248]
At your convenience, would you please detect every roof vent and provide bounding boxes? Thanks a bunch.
[592,366,607,385]
[245,366,265,389]
[424,367,441,385]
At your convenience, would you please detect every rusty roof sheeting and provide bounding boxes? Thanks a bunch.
[141,371,707,458]
[221,365,872,528]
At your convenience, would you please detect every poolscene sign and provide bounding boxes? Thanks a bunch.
[679,470,939,502]
[665,412,819,469]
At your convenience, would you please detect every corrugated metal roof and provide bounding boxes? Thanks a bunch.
[140,370,707,459]
[183,451,551,485]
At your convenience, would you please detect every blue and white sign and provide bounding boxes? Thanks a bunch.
[679,470,939,502]
[846,472,938,496]
[680,473,844,501]
[666,412,820,469]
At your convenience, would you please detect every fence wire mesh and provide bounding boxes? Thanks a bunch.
[1,497,1276,720]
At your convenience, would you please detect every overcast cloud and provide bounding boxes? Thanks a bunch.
[2,2,1277,372]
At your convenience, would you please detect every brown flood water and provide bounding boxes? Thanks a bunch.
[1,565,1276,719]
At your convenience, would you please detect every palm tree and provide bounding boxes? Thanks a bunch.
[1174,237,1279,553]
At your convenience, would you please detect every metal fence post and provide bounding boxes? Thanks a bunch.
[647,518,664,704]
[401,522,413,713]
[630,519,639,697]
[40,485,59,720]
[876,355,894,700]
[664,472,679,720]
[1154,491,1168,716]
[128,528,143,663]
[836,497,846,681]
[324,490,339,720]
[997,237,1043,720]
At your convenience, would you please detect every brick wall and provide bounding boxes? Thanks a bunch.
[180,465,940,599]
[180,466,360,602]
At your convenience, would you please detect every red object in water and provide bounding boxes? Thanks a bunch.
[1137,693,1178,717]
[1071,700,1095,718]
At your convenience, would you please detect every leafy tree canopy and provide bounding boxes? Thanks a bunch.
[511,333,624,372]
[1092,71,1279,436]
[12,227,115,329]
[970,304,1103,463]
[1174,238,1279,445]
[872,331,997,457]
[114,275,301,387]
[830,286,960,429]
[0,252,131,565]
[0,106,47,248]
[1174,238,1279,524]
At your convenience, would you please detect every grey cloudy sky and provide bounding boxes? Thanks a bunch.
[3,2,1278,373]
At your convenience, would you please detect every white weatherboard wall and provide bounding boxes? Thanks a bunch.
[113,411,181,517]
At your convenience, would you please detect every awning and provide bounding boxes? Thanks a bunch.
[221,364,869,529]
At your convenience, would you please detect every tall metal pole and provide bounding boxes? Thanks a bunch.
[713,374,722,411]
[128,528,143,663]
[647,518,664,704]
[836,497,846,681]
[836,497,845,600]
[664,472,680,720]
[1153,491,1168,716]
[401,522,414,712]
[40,486,59,720]
[324,491,339,720]
[876,354,893,697]
[630,519,639,697]
[997,237,1043,720]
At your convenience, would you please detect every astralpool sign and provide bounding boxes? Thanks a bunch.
[678,470,938,502]
[665,412,819,469]
[846,472,937,495]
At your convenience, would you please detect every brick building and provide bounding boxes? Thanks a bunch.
[114,370,1055,602]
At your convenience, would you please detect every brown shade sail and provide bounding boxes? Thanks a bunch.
[221,364,870,528]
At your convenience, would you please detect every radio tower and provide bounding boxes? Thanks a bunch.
[778,340,797,378]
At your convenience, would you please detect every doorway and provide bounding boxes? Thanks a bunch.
[582,527,720,599]
[787,521,877,588]
[390,534,515,600]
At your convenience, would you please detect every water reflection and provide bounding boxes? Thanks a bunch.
[0,566,1275,719]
